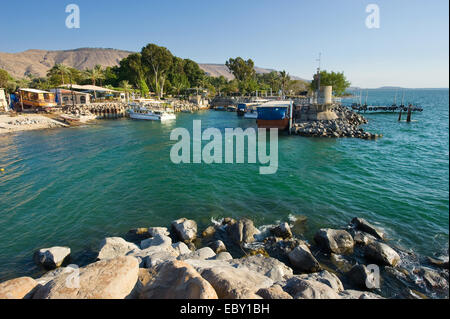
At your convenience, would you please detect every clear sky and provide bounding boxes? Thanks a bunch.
[0,0,448,88]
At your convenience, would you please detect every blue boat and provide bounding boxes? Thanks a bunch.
[257,101,293,130]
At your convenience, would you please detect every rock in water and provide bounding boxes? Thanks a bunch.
[270,222,293,239]
[0,277,38,299]
[200,266,273,299]
[351,218,385,240]
[33,256,139,299]
[227,218,260,245]
[171,218,198,242]
[140,260,218,299]
[339,290,384,299]
[297,270,344,292]
[347,265,378,290]
[314,229,354,254]
[288,244,321,273]
[365,242,401,267]
[256,285,293,299]
[202,226,217,238]
[34,247,71,269]
[353,231,377,246]
[97,237,139,260]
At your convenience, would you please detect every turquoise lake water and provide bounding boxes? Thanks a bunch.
[0,89,448,281]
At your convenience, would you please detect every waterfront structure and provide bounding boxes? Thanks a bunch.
[51,89,91,106]
[59,84,126,102]
[17,88,57,111]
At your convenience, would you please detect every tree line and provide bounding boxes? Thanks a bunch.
[1,43,351,98]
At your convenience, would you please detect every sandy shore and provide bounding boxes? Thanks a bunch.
[0,114,68,135]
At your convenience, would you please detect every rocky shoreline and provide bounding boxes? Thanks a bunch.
[293,106,382,139]
[0,216,448,299]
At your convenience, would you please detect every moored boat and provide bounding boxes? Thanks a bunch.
[237,104,246,116]
[129,108,176,121]
[256,100,293,130]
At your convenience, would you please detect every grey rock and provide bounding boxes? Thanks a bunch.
[330,253,353,272]
[171,218,198,242]
[256,285,293,299]
[230,255,293,284]
[140,234,172,250]
[97,237,139,260]
[314,229,354,254]
[34,247,71,269]
[209,240,227,254]
[347,264,378,290]
[270,222,293,239]
[288,244,321,273]
[351,217,385,240]
[227,218,260,245]
[353,231,377,246]
[365,242,401,267]
[178,247,216,261]
[339,289,384,299]
[297,270,344,292]
[147,227,170,237]
[284,277,341,299]
[172,242,191,255]
[213,252,233,261]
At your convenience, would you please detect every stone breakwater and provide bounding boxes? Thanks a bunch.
[0,216,448,299]
[293,106,382,139]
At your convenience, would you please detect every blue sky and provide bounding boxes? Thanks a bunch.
[0,0,448,88]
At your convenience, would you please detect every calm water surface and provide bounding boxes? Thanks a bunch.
[0,89,448,281]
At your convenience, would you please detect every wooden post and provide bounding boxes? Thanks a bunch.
[406,104,412,123]
[398,109,402,122]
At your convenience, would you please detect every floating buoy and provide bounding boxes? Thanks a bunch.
[0,168,4,172]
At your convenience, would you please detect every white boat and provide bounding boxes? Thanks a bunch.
[244,110,258,119]
[129,108,176,121]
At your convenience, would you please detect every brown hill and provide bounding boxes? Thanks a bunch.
[0,48,309,81]
[0,48,133,79]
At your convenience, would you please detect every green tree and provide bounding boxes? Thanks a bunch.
[225,57,255,82]
[47,64,71,85]
[183,59,205,88]
[310,70,351,96]
[0,69,10,88]
[279,70,290,97]
[141,44,173,98]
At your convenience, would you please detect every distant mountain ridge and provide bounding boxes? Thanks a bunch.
[0,48,309,82]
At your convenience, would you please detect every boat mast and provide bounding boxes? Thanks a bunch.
[316,53,321,104]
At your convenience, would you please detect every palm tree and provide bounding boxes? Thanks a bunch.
[47,64,71,85]
[279,70,290,98]
[83,65,105,99]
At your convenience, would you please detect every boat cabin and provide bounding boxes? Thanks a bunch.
[18,88,57,111]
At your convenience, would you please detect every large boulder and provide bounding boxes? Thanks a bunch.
[129,245,179,268]
[288,244,321,273]
[171,218,198,242]
[416,267,449,292]
[256,285,293,299]
[270,222,293,239]
[140,234,172,250]
[125,228,151,242]
[33,256,139,299]
[97,237,139,260]
[0,277,38,299]
[297,270,344,292]
[147,227,170,237]
[213,252,233,261]
[200,266,273,299]
[284,276,341,299]
[230,255,293,284]
[227,218,260,245]
[330,253,353,272]
[314,229,354,254]
[178,247,216,261]
[140,261,218,299]
[351,218,385,240]
[365,242,401,267]
[346,264,378,290]
[172,242,191,255]
[34,247,71,269]
[353,231,377,246]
